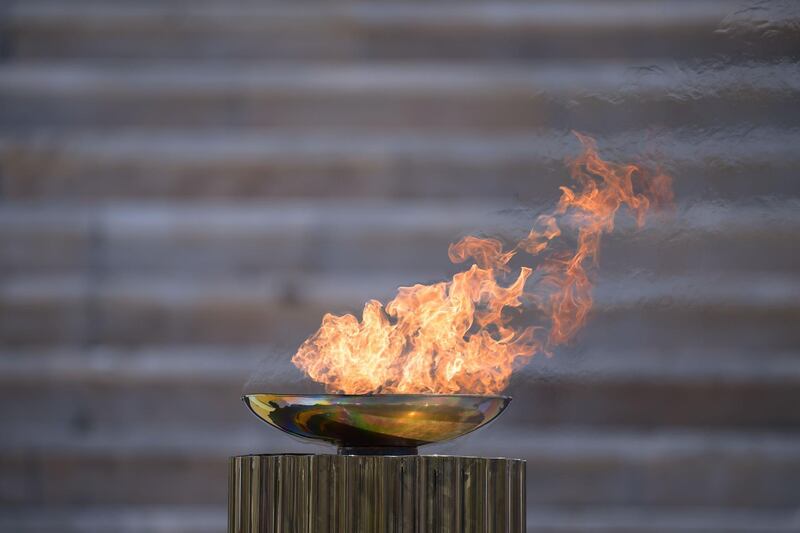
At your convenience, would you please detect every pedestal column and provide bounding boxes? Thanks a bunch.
[229,454,526,533]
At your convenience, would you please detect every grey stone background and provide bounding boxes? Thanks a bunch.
[1,0,799,531]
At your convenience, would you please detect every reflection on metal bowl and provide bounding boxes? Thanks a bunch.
[243,393,510,455]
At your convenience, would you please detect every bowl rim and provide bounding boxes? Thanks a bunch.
[242,393,512,401]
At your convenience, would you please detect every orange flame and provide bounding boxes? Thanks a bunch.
[292,133,673,394]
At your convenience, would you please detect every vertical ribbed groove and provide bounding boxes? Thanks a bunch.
[229,455,525,533]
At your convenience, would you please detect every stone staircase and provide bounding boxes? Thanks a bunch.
[1,1,799,531]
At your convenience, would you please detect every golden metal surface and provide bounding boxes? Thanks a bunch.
[229,454,526,533]
[243,393,510,454]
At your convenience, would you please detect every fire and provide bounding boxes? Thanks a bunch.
[292,133,673,394]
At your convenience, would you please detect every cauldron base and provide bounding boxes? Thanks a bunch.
[229,454,525,533]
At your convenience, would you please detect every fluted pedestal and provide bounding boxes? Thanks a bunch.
[229,454,526,533]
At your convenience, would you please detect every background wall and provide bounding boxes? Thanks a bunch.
[1,0,799,531]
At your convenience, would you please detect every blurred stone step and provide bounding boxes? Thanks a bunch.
[0,346,261,386]
[2,347,800,442]
[0,507,225,533]
[0,201,500,277]
[1,62,798,131]
[3,128,800,201]
[2,429,799,508]
[1,273,798,348]
[4,1,794,62]
[1,505,798,533]
[523,506,800,533]
[1,201,798,277]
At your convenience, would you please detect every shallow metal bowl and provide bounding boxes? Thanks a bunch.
[243,393,510,455]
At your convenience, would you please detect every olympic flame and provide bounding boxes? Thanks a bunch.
[292,133,673,394]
